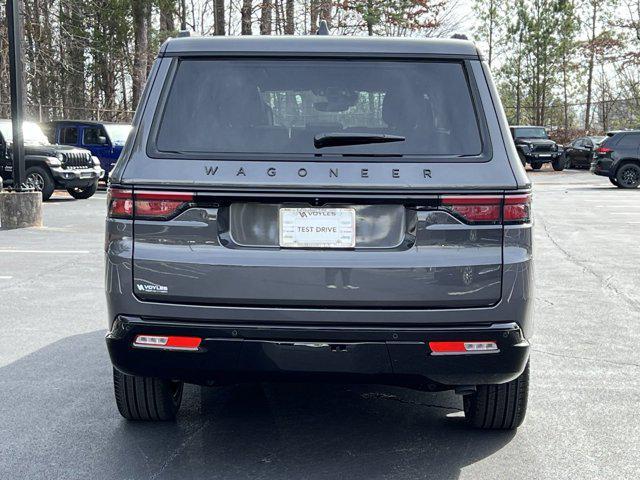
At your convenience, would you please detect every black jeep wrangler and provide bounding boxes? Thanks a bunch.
[510,125,564,171]
[0,119,103,200]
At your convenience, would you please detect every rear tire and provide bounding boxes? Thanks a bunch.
[531,162,542,170]
[615,163,640,189]
[552,156,565,171]
[67,181,98,199]
[463,361,529,430]
[113,368,184,421]
[24,166,55,201]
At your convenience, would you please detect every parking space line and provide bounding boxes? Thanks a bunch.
[0,249,91,254]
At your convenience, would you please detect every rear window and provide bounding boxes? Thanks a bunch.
[154,59,483,159]
[614,133,640,148]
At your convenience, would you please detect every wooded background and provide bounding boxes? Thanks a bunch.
[0,0,638,139]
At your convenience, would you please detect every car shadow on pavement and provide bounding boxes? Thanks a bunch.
[0,331,516,479]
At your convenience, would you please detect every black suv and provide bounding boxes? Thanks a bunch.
[0,119,103,200]
[564,136,605,169]
[106,36,532,429]
[591,130,640,188]
[510,125,564,170]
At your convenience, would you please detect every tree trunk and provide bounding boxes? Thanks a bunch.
[319,0,331,27]
[214,0,225,35]
[584,2,597,131]
[310,0,319,33]
[159,0,177,39]
[132,0,150,108]
[285,0,294,34]
[241,0,253,34]
[260,0,273,35]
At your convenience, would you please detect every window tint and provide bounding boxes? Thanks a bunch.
[513,127,548,139]
[59,127,78,144]
[615,133,640,149]
[83,126,107,145]
[156,59,483,158]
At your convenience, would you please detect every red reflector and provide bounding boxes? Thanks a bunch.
[429,341,498,354]
[107,188,133,218]
[133,335,201,351]
[429,341,467,353]
[441,195,501,223]
[165,336,201,349]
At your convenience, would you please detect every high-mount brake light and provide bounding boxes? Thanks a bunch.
[107,189,193,220]
[133,335,201,351]
[429,341,498,355]
[441,195,502,223]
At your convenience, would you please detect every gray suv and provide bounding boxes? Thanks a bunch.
[106,36,533,429]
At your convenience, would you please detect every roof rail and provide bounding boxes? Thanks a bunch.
[317,20,330,36]
[451,33,469,40]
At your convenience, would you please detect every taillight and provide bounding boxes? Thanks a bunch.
[134,191,194,219]
[441,195,502,223]
[133,335,201,351]
[441,194,531,224]
[429,341,498,355]
[596,146,612,154]
[504,194,531,224]
[107,188,193,220]
[107,188,133,218]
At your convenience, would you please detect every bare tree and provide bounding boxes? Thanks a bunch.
[260,0,273,34]
[132,0,150,107]
[241,0,253,34]
[214,0,226,34]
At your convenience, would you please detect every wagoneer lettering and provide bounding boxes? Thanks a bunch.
[106,36,532,429]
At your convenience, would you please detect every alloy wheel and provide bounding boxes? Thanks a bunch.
[620,166,640,187]
[25,172,45,191]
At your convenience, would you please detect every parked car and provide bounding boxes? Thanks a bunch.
[105,36,532,429]
[591,130,640,188]
[510,125,564,170]
[564,136,605,169]
[0,119,103,200]
[42,120,131,181]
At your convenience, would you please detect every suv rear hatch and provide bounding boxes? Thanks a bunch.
[118,55,525,310]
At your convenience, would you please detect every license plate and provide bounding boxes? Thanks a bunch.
[80,171,93,178]
[279,208,356,248]
[538,154,551,158]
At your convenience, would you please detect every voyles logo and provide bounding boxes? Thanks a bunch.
[135,281,168,294]
[205,165,432,179]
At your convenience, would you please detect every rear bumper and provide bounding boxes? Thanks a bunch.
[106,315,530,389]
[590,159,613,177]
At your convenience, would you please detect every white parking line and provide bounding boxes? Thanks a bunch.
[0,249,91,254]
[0,276,13,279]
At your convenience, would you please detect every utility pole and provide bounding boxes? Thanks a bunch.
[7,0,25,191]
[0,0,42,230]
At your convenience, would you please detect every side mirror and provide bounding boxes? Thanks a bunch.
[97,136,108,145]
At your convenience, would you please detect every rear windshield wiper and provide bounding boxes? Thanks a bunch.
[314,132,406,149]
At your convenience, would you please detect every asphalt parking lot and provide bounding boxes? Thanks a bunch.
[0,168,638,479]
